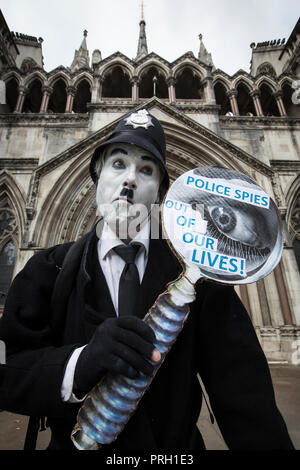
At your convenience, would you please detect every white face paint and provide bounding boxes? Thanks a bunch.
[96,143,162,239]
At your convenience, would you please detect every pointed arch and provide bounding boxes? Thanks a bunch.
[48,71,70,88]
[173,60,206,80]
[73,79,92,113]
[2,70,22,85]
[102,65,131,98]
[175,67,203,99]
[162,120,254,182]
[255,76,277,92]
[4,77,19,112]
[137,59,169,79]
[213,81,231,115]
[24,71,47,89]
[258,82,280,116]
[213,76,231,91]
[32,151,97,247]
[139,65,168,99]
[0,172,25,299]
[47,78,68,113]
[0,171,26,246]
[23,78,43,113]
[233,77,253,92]
[73,71,93,89]
[101,61,133,81]
[174,63,203,82]
[278,76,293,88]
[236,82,256,116]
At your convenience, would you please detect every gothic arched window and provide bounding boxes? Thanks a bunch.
[236,83,256,116]
[0,196,17,241]
[5,78,19,112]
[259,83,280,116]
[175,69,203,99]
[0,241,17,307]
[139,67,168,99]
[102,66,131,98]
[48,79,67,113]
[214,82,231,115]
[73,79,91,113]
[23,79,43,113]
[0,195,18,306]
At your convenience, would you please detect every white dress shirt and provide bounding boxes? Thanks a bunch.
[61,221,150,403]
[98,221,150,315]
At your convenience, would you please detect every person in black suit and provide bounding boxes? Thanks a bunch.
[0,110,294,450]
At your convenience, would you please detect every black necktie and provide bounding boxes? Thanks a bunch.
[113,244,140,316]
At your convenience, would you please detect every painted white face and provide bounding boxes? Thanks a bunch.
[96,143,162,238]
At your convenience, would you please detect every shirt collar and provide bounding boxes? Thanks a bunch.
[100,220,150,260]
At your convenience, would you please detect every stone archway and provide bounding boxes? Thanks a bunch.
[31,105,272,250]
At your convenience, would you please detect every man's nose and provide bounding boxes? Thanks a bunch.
[122,167,137,190]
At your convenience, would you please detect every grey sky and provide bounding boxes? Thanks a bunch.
[2,0,299,75]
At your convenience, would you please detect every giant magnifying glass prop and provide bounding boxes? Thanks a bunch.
[71,166,283,450]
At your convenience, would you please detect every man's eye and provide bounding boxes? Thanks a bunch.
[141,166,153,176]
[112,159,125,169]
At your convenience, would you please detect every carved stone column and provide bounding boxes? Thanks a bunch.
[14,85,27,113]
[65,86,76,113]
[167,77,176,103]
[250,89,264,116]
[202,72,216,104]
[131,76,140,102]
[274,90,287,117]
[227,89,239,115]
[91,72,102,103]
[40,86,53,112]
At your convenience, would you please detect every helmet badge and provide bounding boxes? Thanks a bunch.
[124,109,154,130]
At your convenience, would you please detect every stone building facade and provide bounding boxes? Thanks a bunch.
[0,9,300,363]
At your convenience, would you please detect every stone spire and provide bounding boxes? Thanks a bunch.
[198,33,214,68]
[136,2,148,61]
[70,30,90,71]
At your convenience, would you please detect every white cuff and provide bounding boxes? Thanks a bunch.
[61,346,87,403]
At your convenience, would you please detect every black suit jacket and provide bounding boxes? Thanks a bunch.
[0,227,294,450]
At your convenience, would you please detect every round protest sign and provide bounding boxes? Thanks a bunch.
[162,167,283,284]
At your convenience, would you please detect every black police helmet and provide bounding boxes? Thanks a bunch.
[90,109,169,192]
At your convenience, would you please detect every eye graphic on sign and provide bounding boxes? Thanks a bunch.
[209,206,236,233]
[162,167,282,284]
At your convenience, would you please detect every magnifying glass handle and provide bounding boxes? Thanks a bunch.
[71,265,201,450]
